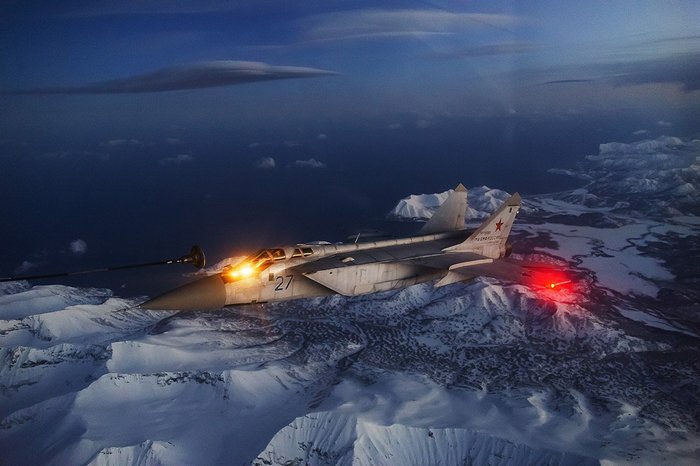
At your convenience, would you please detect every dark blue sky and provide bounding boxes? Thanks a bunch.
[1,1,699,296]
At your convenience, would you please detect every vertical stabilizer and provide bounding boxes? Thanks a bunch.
[443,192,521,256]
[419,184,468,234]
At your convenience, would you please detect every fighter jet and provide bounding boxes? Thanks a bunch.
[142,185,569,311]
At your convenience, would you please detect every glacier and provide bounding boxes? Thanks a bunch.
[1,136,699,465]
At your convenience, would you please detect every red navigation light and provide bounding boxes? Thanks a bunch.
[547,279,571,289]
[527,268,572,291]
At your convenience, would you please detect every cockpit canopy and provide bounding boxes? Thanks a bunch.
[291,247,314,258]
[249,248,285,267]
[221,246,314,283]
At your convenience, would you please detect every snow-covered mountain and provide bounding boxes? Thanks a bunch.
[388,186,512,222]
[547,136,700,216]
[1,136,699,465]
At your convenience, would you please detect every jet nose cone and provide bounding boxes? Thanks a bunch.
[141,274,226,311]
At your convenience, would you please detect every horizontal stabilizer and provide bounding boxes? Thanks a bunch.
[435,270,471,287]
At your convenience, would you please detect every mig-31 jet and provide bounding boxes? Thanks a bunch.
[141,184,570,311]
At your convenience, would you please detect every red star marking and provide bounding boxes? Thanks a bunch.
[495,219,504,231]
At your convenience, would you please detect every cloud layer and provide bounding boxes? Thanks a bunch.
[539,53,700,93]
[288,158,327,169]
[302,9,522,42]
[160,154,194,165]
[255,157,276,169]
[4,61,339,94]
[611,53,700,92]
[432,42,539,59]
[69,239,88,255]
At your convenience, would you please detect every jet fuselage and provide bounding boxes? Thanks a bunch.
[142,186,525,311]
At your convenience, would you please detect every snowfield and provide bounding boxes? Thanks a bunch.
[1,136,699,465]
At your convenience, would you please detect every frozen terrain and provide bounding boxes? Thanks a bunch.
[1,136,699,465]
[388,185,512,222]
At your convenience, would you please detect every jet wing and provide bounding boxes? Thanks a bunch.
[410,253,570,289]
[447,258,531,282]
[291,246,450,296]
[405,252,516,287]
[291,246,570,294]
[291,240,459,275]
[408,251,487,270]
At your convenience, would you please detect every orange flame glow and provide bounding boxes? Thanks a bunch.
[223,262,256,282]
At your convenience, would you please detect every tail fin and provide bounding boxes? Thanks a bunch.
[419,184,468,234]
[444,192,521,257]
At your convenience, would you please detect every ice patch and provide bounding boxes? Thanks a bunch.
[618,308,699,338]
[528,222,675,296]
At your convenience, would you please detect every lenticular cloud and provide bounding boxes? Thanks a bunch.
[4,61,338,94]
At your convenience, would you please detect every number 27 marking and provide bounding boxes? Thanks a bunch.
[275,275,293,291]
